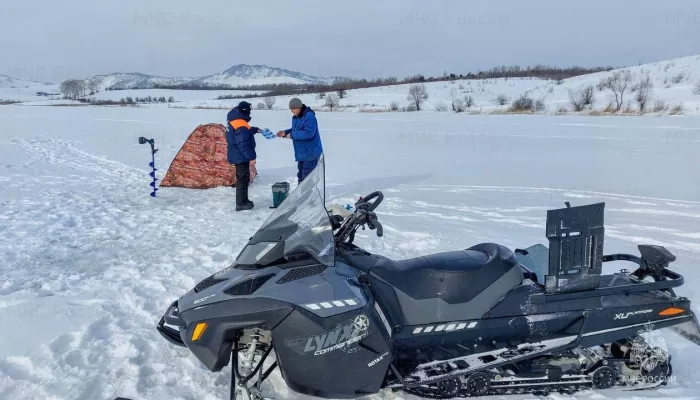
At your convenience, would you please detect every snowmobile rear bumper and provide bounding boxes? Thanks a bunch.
[157,300,187,348]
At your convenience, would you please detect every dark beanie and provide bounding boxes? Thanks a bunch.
[237,101,252,114]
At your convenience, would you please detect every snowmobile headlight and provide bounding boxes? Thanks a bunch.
[192,322,208,341]
[659,307,685,316]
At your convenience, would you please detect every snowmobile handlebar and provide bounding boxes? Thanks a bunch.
[356,191,383,212]
[334,191,385,243]
[368,214,383,237]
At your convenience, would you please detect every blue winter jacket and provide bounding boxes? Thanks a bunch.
[225,107,258,164]
[284,106,323,162]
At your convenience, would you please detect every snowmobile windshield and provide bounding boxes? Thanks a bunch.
[236,154,334,267]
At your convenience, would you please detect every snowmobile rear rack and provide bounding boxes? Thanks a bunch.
[532,201,686,304]
[530,263,684,304]
[531,244,685,304]
[543,202,605,295]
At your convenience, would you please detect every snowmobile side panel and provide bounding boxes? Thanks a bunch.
[272,303,392,399]
[178,297,295,372]
[179,264,368,319]
[365,275,404,331]
[579,314,695,348]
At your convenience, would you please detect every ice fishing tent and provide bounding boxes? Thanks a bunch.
[160,123,257,189]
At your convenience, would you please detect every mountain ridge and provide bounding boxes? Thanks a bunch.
[85,64,334,90]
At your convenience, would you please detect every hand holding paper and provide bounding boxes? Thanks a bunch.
[260,128,276,140]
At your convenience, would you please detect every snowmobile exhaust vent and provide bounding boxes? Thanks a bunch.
[544,202,605,294]
[276,265,327,284]
[194,275,228,293]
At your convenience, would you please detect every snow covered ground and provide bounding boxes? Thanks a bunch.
[1,105,700,400]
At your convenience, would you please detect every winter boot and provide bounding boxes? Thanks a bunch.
[235,185,253,211]
[236,203,254,211]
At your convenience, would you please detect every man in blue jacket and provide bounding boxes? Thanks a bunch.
[226,101,260,211]
[276,98,324,183]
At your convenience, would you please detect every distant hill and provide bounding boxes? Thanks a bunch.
[0,74,54,89]
[84,64,334,91]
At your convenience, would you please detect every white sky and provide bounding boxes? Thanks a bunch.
[2,0,699,83]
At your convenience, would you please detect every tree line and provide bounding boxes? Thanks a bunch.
[150,64,615,97]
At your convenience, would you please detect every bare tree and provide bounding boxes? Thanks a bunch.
[407,83,429,111]
[464,95,474,108]
[337,88,347,99]
[435,102,449,112]
[325,93,340,111]
[86,79,99,95]
[568,85,595,111]
[692,80,700,96]
[264,96,276,110]
[634,74,653,112]
[59,80,72,99]
[450,88,462,112]
[494,94,510,105]
[452,98,466,113]
[59,79,85,100]
[596,70,633,111]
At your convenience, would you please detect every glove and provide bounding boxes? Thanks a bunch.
[250,159,256,167]
[251,126,260,134]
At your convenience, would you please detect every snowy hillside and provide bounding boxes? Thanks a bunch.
[0,74,59,103]
[167,54,700,116]
[1,105,700,400]
[191,64,334,87]
[84,64,332,91]
[4,55,699,115]
[86,73,193,91]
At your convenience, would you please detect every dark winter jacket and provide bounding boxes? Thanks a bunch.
[284,106,323,162]
[225,107,259,164]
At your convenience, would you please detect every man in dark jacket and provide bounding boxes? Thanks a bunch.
[225,101,260,211]
[276,98,324,183]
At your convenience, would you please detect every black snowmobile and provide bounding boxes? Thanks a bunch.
[155,155,700,400]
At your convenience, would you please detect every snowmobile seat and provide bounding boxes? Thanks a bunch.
[367,243,525,325]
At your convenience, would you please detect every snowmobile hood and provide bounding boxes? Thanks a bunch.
[235,153,334,268]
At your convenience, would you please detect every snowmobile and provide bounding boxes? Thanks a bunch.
[155,154,700,400]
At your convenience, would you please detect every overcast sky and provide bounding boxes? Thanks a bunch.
[2,0,700,83]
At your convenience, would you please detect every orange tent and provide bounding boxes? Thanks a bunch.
[160,123,257,189]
